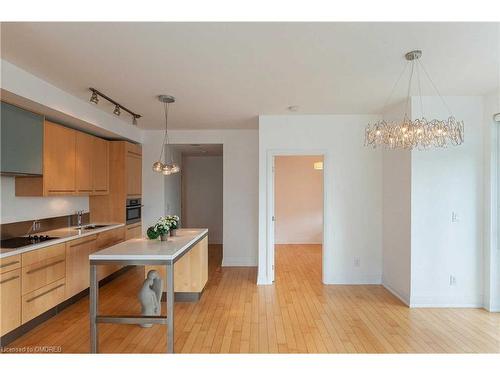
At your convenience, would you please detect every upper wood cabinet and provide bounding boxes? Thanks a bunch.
[92,137,109,195]
[44,121,77,195]
[75,131,94,194]
[126,143,142,197]
[15,120,110,197]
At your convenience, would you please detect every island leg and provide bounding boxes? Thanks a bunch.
[166,261,174,353]
[90,263,99,353]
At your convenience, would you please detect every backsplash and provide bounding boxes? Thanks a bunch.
[0,212,90,240]
[0,176,89,224]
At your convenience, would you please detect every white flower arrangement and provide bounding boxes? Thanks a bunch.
[147,215,180,240]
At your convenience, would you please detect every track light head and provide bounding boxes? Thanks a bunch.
[90,91,99,105]
[113,105,121,116]
[132,116,138,125]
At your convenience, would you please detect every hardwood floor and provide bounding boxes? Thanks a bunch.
[4,244,500,353]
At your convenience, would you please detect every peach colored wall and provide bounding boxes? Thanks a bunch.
[275,155,323,244]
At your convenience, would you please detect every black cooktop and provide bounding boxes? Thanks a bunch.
[1,235,60,249]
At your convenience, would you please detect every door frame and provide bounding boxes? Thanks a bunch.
[266,149,329,283]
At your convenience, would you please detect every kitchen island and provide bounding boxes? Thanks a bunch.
[88,228,208,353]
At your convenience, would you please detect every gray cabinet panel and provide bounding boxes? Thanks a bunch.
[1,102,43,176]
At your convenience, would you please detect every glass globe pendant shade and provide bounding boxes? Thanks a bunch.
[171,164,180,173]
[162,164,173,175]
[152,161,164,172]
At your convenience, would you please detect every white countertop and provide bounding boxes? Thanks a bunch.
[89,228,208,262]
[0,223,125,259]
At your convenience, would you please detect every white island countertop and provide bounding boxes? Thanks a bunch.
[89,228,208,262]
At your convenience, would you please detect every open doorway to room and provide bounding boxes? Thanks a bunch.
[166,144,224,274]
[273,155,324,284]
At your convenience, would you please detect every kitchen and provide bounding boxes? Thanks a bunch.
[0,101,209,352]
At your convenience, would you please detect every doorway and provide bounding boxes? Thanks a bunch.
[166,144,224,272]
[272,155,324,283]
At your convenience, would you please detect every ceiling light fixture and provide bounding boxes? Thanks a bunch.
[365,50,464,150]
[89,88,141,126]
[152,95,180,176]
[90,91,99,105]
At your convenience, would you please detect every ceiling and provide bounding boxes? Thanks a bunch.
[172,144,223,157]
[1,22,498,130]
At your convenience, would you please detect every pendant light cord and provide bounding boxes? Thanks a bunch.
[417,59,452,117]
[158,101,170,163]
[381,62,408,120]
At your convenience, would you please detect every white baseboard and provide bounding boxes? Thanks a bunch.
[382,282,410,306]
[275,242,323,245]
[221,256,257,267]
[324,274,382,285]
[409,294,484,308]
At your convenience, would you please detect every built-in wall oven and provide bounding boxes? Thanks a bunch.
[126,198,142,224]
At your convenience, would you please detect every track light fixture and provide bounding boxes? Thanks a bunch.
[90,91,99,105]
[89,88,141,125]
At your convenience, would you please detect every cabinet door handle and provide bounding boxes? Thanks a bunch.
[70,238,96,247]
[26,283,65,303]
[26,259,64,274]
[0,260,20,269]
[0,275,20,284]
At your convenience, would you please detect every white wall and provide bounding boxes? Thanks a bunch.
[410,96,485,307]
[182,156,223,244]
[381,102,412,305]
[259,115,383,285]
[142,129,258,266]
[275,155,323,244]
[481,92,499,312]
[0,176,89,223]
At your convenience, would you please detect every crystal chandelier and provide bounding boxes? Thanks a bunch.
[365,50,464,150]
[152,95,180,175]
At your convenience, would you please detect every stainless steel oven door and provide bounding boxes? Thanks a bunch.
[126,204,142,224]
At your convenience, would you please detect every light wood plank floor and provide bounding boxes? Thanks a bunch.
[5,244,500,353]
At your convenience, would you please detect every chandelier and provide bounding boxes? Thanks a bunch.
[365,50,464,150]
[152,95,180,175]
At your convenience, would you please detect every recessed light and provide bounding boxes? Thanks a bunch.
[287,105,299,112]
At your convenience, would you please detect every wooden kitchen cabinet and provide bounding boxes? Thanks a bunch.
[15,120,110,197]
[43,121,77,195]
[126,143,142,197]
[125,223,142,240]
[0,268,21,336]
[94,227,125,280]
[92,136,109,195]
[21,252,66,295]
[145,235,208,293]
[0,254,21,274]
[22,278,66,324]
[65,235,96,298]
[75,131,94,194]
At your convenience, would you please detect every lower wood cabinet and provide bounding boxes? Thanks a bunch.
[0,268,21,336]
[145,235,208,293]
[65,235,97,298]
[21,252,66,295]
[22,278,66,324]
[95,227,125,281]
[125,223,142,240]
[0,227,126,337]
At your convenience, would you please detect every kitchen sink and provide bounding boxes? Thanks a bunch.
[80,224,111,230]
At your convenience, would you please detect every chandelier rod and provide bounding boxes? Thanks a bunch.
[404,59,416,117]
[417,59,452,116]
[381,63,409,120]
[416,60,424,118]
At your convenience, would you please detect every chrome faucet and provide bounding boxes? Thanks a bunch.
[76,210,84,228]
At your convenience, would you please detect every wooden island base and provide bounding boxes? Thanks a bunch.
[145,235,208,301]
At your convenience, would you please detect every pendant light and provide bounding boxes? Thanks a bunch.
[365,50,464,150]
[152,95,180,175]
